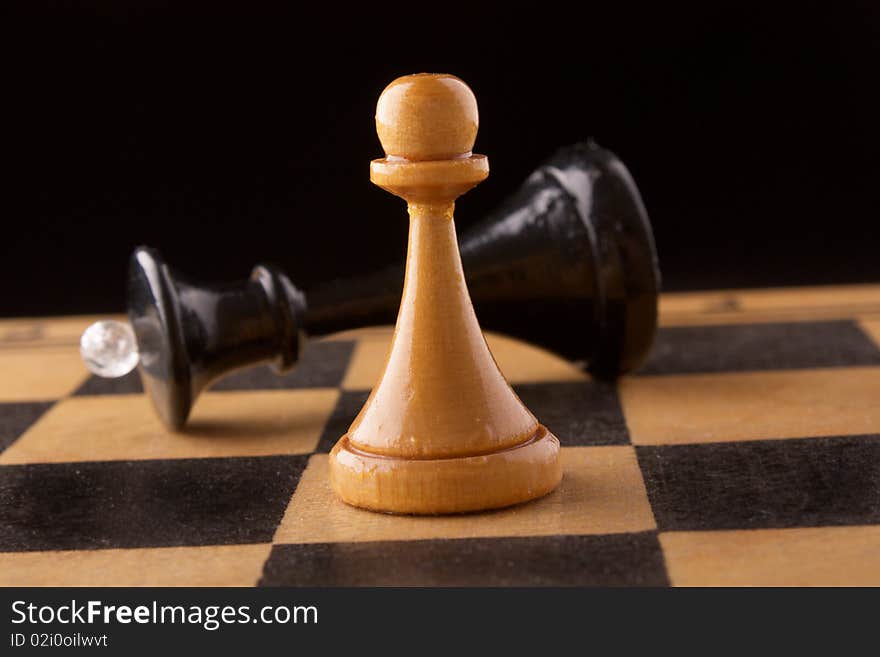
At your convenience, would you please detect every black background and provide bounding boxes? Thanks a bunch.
[4,2,879,316]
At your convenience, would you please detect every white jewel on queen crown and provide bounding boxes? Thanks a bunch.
[79,320,139,378]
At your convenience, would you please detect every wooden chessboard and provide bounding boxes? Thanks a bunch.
[2,284,880,586]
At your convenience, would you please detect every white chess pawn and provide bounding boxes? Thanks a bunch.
[328,73,563,514]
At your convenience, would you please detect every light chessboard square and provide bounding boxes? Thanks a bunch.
[659,285,880,326]
[0,315,117,349]
[860,317,880,349]
[273,446,656,545]
[339,338,387,390]
[660,526,880,586]
[0,544,272,587]
[0,347,88,402]
[619,367,880,445]
[341,329,587,391]
[484,333,589,384]
[0,388,338,464]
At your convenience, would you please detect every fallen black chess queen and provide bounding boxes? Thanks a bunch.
[80,141,660,429]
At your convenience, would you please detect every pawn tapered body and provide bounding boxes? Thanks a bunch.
[329,73,562,514]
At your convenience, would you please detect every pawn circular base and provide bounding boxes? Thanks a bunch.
[328,426,562,515]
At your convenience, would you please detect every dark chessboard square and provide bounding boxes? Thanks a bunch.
[315,390,371,453]
[209,341,355,391]
[641,321,880,375]
[638,435,880,531]
[0,455,308,552]
[74,371,143,396]
[260,532,668,586]
[512,382,629,446]
[0,401,54,454]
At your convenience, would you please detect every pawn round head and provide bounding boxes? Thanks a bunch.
[376,73,479,161]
